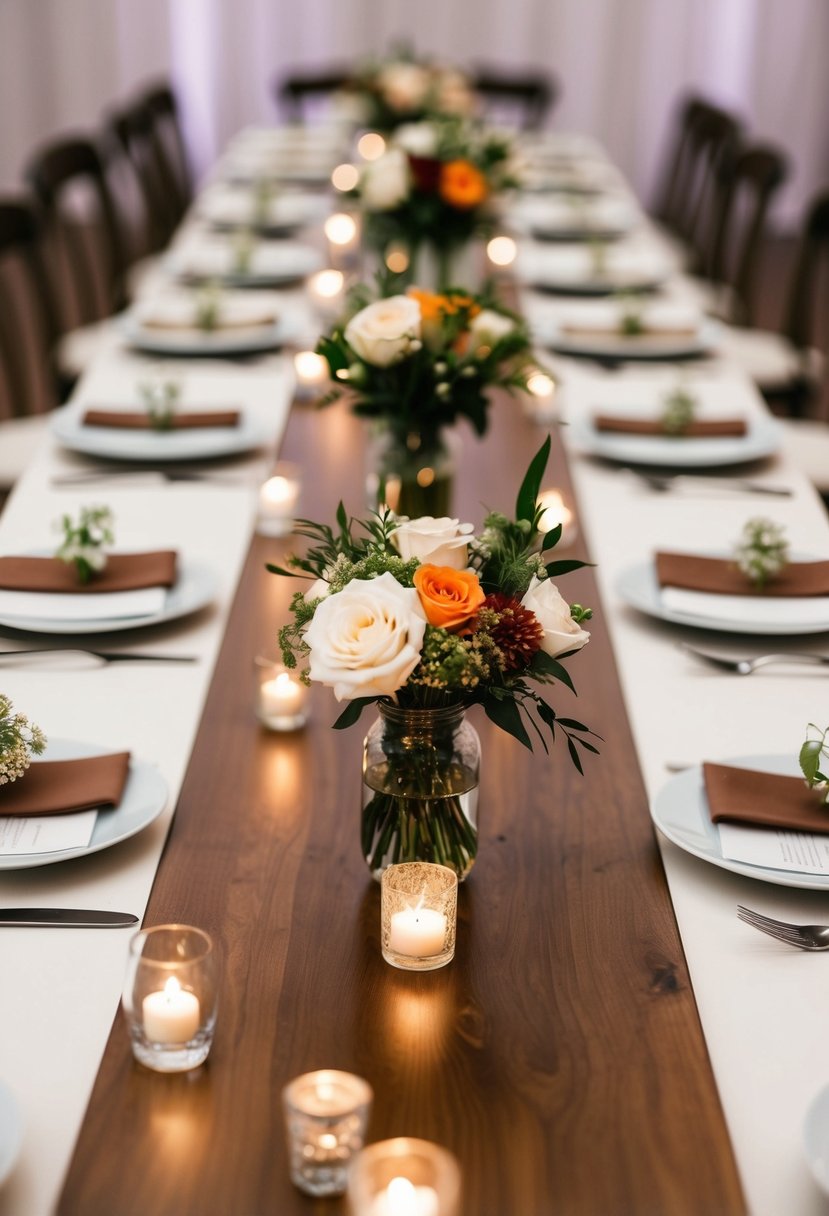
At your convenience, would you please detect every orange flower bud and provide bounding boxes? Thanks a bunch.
[413,564,485,632]
[439,160,488,210]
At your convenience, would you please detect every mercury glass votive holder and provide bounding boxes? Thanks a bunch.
[282,1069,373,1197]
[346,1137,462,1216]
[122,925,218,1073]
[381,863,458,972]
[254,657,309,731]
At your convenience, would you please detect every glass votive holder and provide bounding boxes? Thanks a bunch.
[122,925,218,1073]
[254,657,309,731]
[293,350,329,400]
[257,462,301,537]
[381,863,458,972]
[346,1137,462,1216]
[282,1069,373,1197]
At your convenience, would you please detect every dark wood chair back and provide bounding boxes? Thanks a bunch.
[471,67,557,130]
[107,98,179,249]
[0,199,59,418]
[784,191,829,351]
[25,135,126,332]
[139,83,192,218]
[276,68,350,123]
[704,142,788,324]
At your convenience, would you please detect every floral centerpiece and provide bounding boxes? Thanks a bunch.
[348,50,477,133]
[270,437,597,878]
[316,283,539,517]
[354,117,516,289]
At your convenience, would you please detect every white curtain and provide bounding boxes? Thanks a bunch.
[0,0,827,226]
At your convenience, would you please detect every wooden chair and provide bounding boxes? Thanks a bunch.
[0,199,58,493]
[107,97,180,250]
[25,135,127,393]
[276,67,351,123]
[471,67,557,130]
[139,82,192,221]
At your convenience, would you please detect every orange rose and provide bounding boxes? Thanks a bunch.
[439,160,488,210]
[413,564,485,632]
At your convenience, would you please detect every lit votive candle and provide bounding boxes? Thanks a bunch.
[293,350,329,399]
[255,658,309,731]
[524,369,559,422]
[381,863,457,972]
[282,1069,373,1197]
[347,1138,461,1216]
[257,462,300,537]
[324,212,360,269]
[536,487,577,547]
[142,976,200,1044]
[308,268,345,320]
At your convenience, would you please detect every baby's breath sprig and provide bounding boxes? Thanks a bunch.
[734,517,789,589]
[800,724,829,804]
[0,694,46,786]
[661,382,698,435]
[55,505,114,585]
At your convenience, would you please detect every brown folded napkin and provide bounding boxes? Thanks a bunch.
[655,552,829,597]
[82,409,240,429]
[594,415,747,437]
[562,324,697,339]
[0,752,131,817]
[703,762,829,834]
[141,312,276,331]
[0,551,178,594]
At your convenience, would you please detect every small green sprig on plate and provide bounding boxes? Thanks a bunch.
[0,694,46,786]
[800,724,829,803]
[734,517,789,589]
[617,292,645,336]
[661,382,698,435]
[137,378,182,431]
[195,281,222,332]
[55,505,114,585]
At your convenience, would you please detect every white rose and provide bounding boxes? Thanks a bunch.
[378,63,431,112]
[390,516,475,570]
[468,309,515,351]
[520,575,590,658]
[393,122,439,158]
[304,571,427,700]
[345,295,421,367]
[435,70,475,116]
[360,148,410,211]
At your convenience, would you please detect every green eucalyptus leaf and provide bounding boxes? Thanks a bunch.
[516,436,551,522]
[484,694,533,750]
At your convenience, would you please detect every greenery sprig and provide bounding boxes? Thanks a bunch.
[800,724,829,803]
[0,694,46,786]
[734,517,789,589]
[55,505,114,585]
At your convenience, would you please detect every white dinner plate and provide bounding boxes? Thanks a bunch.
[198,188,330,234]
[539,316,722,361]
[50,403,270,463]
[0,1080,22,1187]
[803,1084,829,1196]
[651,755,829,891]
[117,311,299,358]
[0,738,168,870]
[0,557,216,635]
[165,240,322,287]
[568,410,782,467]
[616,555,829,635]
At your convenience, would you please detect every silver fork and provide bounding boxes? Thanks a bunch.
[634,471,792,497]
[679,642,829,675]
[737,905,829,950]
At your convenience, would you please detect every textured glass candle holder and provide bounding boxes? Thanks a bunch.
[282,1069,373,1197]
[122,925,218,1073]
[381,863,458,972]
[254,657,309,731]
[346,1136,462,1216]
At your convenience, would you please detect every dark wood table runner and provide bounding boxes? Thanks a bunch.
[58,396,745,1215]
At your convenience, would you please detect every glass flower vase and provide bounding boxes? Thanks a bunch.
[361,701,480,881]
[412,238,483,292]
[365,426,457,519]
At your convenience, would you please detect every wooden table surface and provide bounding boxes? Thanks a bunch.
[58,393,745,1216]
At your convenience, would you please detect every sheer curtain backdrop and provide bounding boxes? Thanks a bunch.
[0,0,827,225]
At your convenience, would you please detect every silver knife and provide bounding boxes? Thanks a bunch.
[0,908,139,927]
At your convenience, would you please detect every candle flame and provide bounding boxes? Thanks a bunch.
[275,672,293,691]
[387,1177,417,1207]
[163,976,182,1001]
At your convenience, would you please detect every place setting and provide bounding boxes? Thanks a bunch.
[617,516,829,635]
[164,232,323,289]
[508,191,640,242]
[516,233,675,296]
[117,286,299,357]
[527,293,723,362]
[0,505,216,636]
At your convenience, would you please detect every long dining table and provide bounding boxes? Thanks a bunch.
[1,123,829,1215]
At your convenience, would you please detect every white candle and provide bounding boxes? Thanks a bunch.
[369,1176,440,1216]
[389,902,447,958]
[258,472,300,536]
[293,350,328,391]
[142,976,200,1044]
[536,489,573,536]
[260,671,306,718]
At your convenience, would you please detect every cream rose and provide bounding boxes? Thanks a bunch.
[520,575,590,658]
[468,308,515,352]
[393,122,439,158]
[390,516,474,570]
[377,62,431,112]
[360,148,410,211]
[304,571,427,700]
[344,296,421,367]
